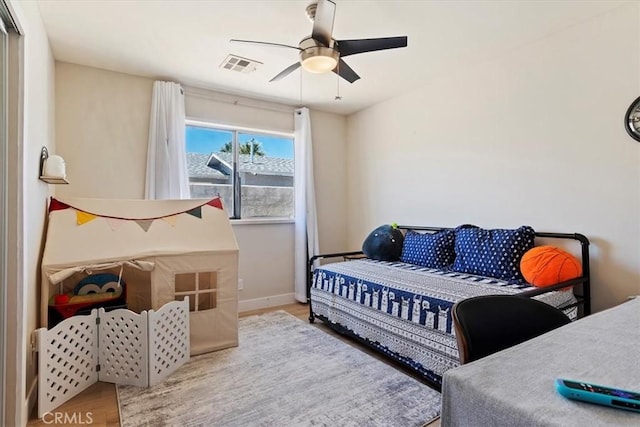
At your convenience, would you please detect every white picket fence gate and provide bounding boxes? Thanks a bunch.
[36,298,190,418]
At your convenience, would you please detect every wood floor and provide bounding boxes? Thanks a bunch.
[28,303,440,427]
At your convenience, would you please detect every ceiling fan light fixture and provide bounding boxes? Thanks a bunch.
[231,0,407,83]
[300,46,338,73]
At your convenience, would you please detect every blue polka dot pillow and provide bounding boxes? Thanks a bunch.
[400,229,455,268]
[453,225,535,281]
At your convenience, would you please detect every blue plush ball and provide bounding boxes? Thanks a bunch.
[362,224,404,261]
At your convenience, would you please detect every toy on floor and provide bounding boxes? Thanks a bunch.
[48,273,127,326]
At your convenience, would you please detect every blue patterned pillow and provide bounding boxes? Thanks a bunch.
[400,230,455,268]
[453,225,535,281]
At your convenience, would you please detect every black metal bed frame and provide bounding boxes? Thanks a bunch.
[306,226,591,390]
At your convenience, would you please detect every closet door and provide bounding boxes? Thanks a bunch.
[0,10,8,425]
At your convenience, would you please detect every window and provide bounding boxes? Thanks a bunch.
[185,122,294,219]
[174,272,217,312]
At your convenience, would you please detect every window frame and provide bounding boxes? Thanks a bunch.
[174,271,218,313]
[185,119,295,222]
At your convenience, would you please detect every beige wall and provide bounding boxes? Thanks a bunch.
[55,62,152,199]
[54,63,349,309]
[346,3,640,312]
[232,223,294,304]
[310,109,348,254]
[185,85,294,133]
[6,0,56,424]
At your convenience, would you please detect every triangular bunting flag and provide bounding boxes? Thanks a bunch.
[105,217,126,231]
[76,211,97,225]
[135,219,154,232]
[185,206,202,219]
[49,198,71,212]
[162,215,178,227]
[206,198,223,210]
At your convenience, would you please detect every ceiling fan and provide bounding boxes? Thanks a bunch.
[230,0,408,83]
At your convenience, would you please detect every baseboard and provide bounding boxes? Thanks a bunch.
[239,293,296,313]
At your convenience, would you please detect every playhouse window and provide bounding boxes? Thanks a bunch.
[185,121,294,220]
[174,272,217,312]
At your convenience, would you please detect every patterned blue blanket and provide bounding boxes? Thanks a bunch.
[310,259,576,387]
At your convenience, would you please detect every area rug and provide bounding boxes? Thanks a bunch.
[117,311,441,427]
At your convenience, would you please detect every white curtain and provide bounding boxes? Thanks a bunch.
[294,107,320,303]
[145,81,190,199]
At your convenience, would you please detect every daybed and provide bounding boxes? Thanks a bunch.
[308,225,590,391]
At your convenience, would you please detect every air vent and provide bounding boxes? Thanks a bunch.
[219,55,262,73]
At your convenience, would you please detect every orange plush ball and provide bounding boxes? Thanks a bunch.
[520,245,582,287]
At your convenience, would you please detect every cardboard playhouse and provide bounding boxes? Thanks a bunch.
[40,196,240,356]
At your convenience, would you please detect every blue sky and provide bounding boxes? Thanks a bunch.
[186,126,294,159]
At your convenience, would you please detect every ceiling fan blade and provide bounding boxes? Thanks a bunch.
[337,36,408,58]
[311,0,336,47]
[270,62,301,82]
[333,59,360,84]
[230,39,301,51]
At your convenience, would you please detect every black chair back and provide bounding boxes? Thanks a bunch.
[453,295,571,364]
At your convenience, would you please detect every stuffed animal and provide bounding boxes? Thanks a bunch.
[362,223,404,261]
[49,273,125,307]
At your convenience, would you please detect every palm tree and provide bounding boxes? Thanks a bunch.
[219,139,265,157]
[219,142,233,153]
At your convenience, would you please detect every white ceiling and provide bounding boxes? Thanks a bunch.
[36,0,626,115]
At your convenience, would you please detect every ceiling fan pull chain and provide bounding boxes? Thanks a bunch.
[335,61,342,101]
